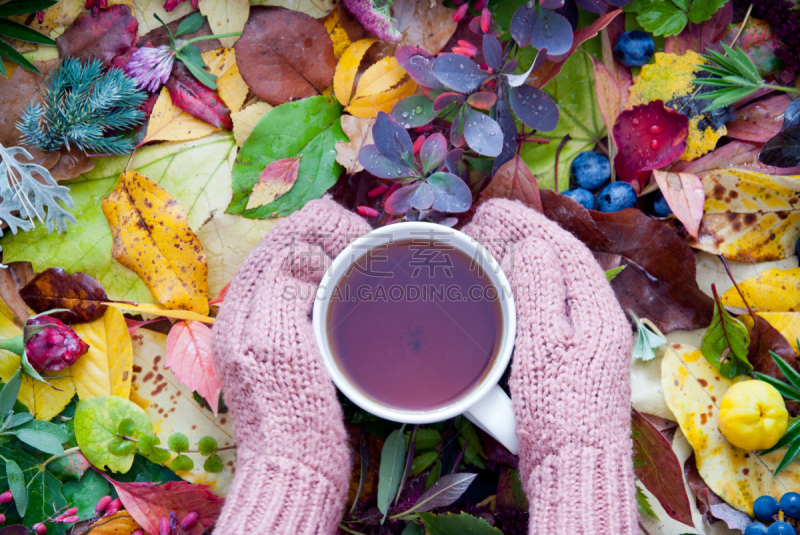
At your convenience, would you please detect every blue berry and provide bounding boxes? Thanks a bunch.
[784,98,800,130]
[745,523,769,535]
[781,492,800,518]
[768,521,795,535]
[614,31,655,68]
[653,192,672,217]
[570,151,610,191]
[562,188,595,210]
[754,495,780,522]
[596,182,636,212]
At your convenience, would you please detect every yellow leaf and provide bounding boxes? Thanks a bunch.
[86,511,141,534]
[323,9,351,58]
[334,38,377,106]
[684,169,800,262]
[250,0,333,19]
[197,0,249,48]
[140,87,218,145]
[740,313,800,352]
[131,329,235,495]
[130,0,193,35]
[69,306,133,400]
[201,48,248,113]
[662,342,800,515]
[232,101,273,146]
[353,57,407,99]
[102,170,210,315]
[722,267,800,312]
[345,79,417,118]
[0,298,76,420]
[106,302,215,324]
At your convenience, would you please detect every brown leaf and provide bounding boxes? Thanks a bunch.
[20,268,109,324]
[49,147,94,182]
[590,55,622,135]
[600,17,631,106]
[393,0,458,55]
[0,261,33,327]
[726,94,790,143]
[539,189,613,251]
[480,157,543,213]
[335,116,375,174]
[747,314,798,383]
[56,5,138,67]
[670,140,760,175]
[234,9,336,106]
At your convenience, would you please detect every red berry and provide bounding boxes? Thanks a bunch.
[368,184,389,197]
[0,514,6,524]
[357,206,379,218]
[159,516,171,535]
[481,8,492,33]
[104,498,122,517]
[0,491,12,504]
[65,507,78,516]
[132,531,143,535]
[95,495,112,514]
[63,516,80,524]
[55,515,65,523]
[457,40,477,54]
[84,0,94,7]
[413,135,426,155]
[37,10,44,23]
[99,0,108,6]
[180,512,198,530]
[453,46,476,57]
[33,524,46,535]
[452,3,468,22]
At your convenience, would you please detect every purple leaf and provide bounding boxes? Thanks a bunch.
[432,54,490,94]
[373,112,415,167]
[483,34,504,71]
[405,473,478,514]
[492,98,519,175]
[576,0,609,14]
[358,145,417,179]
[510,3,536,47]
[450,108,466,148]
[759,127,800,168]
[444,149,468,182]
[463,106,503,157]
[605,0,633,5]
[411,182,434,210]
[391,96,438,128]
[427,172,472,213]
[433,92,466,112]
[542,0,566,7]
[504,47,548,87]
[420,133,447,174]
[530,8,574,56]
[396,46,446,90]
[508,84,559,132]
[385,184,418,215]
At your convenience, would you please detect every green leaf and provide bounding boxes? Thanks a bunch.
[107,437,134,457]
[8,413,33,428]
[630,312,667,362]
[117,418,136,437]
[168,454,193,472]
[0,19,55,45]
[418,512,503,534]
[0,1,57,17]
[15,429,64,456]
[762,418,800,455]
[137,434,160,455]
[701,299,751,378]
[203,453,222,473]
[0,40,39,73]
[637,485,659,521]
[73,396,153,473]
[1,134,236,303]
[377,427,406,521]
[148,448,171,465]
[227,96,346,218]
[605,265,625,281]
[20,352,48,385]
[774,438,800,475]
[198,436,218,455]
[0,445,66,534]
[168,433,189,453]
[635,3,688,37]
[60,470,109,522]
[520,50,606,191]
[5,459,26,517]
[406,428,441,451]
[410,451,439,477]
[426,459,441,489]
[17,420,70,444]
[179,50,217,90]
[0,370,22,418]
[176,12,205,37]
[402,522,425,535]
[753,373,800,402]
[455,417,486,469]
[687,0,728,24]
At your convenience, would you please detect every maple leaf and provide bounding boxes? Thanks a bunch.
[245,157,302,210]
[165,321,220,415]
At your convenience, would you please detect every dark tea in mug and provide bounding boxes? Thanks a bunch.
[327,238,503,411]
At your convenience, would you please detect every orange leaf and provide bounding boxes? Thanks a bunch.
[245,156,301,210]
[86,511,142,535]
[652,170,705,239]
[334,38,377,106]
[166,321,220,415]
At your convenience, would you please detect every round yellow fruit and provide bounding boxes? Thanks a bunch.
[719,380,789,451]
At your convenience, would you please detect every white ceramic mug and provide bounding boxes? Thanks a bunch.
[312,222,519,455]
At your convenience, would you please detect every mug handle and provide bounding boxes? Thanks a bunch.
[464,384,519,455]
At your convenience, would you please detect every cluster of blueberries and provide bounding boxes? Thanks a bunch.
[747,492,800,534]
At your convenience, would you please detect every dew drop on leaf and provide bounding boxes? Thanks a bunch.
[649,124,664,134]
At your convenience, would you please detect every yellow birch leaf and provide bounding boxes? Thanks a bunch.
[102,170,210,315]
[201,48,248,113]
[722,267,800,312]
[198,0,248,48]
[131,329,235,495]
[106,302,214,324]
[85,511,141,534]
[353,57,407,99]
[232,101,273,146]
[662,342,800,515]
[685,168,800,262]
[345,79,417,118]
[69,306,133,400]
[141,87,218,145]
[334,38,377,106]
[250,0,333,19]
[323,9,351,58]
[0,299,75,420]
[740,313,800,352]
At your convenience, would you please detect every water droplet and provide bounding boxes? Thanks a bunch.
[414,106,423,114]
[650,139,660,150]
[649,124,664,134]
[402,111,409,118]
[632,118,639,125]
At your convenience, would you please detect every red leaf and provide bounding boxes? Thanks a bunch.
[479,157,543,213]
[208,283,230,307]
[166,62,232,130]
[652,170,705,239]
[20,268,109,324]
[166,321,220,415]
[56,5,138,67]
[726,94,791,143]
[632,409,694,527]
[245,157,301,210]
[124,318,161,337]
[664,0,733,56]
[671,140,760,175]
[100,475,224,535]
[613,101,689,188]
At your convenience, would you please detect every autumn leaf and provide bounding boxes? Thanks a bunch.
[251,0,334,19]
[231,100,273,146]
[740,312,800,356]
[323,7,352,58]
[347,78,417,118]
[0,262,34,327]
[198,0,248,48]
[245,157,301,210]
[590,55,622,135]
[69,306,133,400]
[139,87,218,146]
[746,314,798,384]
[129,0,195,34]
[479,157,543,212]
[201,48,248,113]
[102,170,210,315]
[334,38,377,106]
[726,95,790,143]
[20,268,109,324]
[106,302,215,324]
[652,170,704,239]
[84,511,142,535]
[55,5,137,66]
[722,267,800,312]
[165,321,220,415]
[101,474,224,535]
[393,0,457,55]
[335,116,375,174]
[166,63,232,130]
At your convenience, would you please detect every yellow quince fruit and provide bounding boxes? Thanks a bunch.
[719,380,789,451]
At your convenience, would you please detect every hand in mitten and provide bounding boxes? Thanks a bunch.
[211,198,371,534]
[464,199,637,535]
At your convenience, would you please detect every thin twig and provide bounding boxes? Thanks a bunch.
[730,3,754,50]
[553,134,572,192]
[124,147,137,172]
[718,255,755,317]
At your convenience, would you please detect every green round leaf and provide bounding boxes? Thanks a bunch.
[168,454,194,472]
[203,453,222,473]
[117,418,136,437]
[167,433,189,453]
[148,448,171,465]
[74,396,152,474]
[137,434,160,455]
[197,436,218,456]
[107,437,134,457]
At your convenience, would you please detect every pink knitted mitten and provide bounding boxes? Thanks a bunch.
[211,198,371,534]
[464,199,637,535]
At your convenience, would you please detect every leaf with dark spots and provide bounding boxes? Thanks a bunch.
[529,8,574,57]
[492,98,518,175]
[613,100,689,189]
[508,84,559,132]
[396,47,446,90]
[466,92,497,110]
[166,62,232,130]
[760,127,800,168]
[56,5,137,67]
[748,314,798,383]
[481,157,542,213]
[483,35,504,71]
[463,106,503,157]
[433,92,465,112]
[428,172,472,213]
[632,408,694,527]
[684,453,754,530]
[233,9,336,106]
[359,145,417,179]
[432,54,490,94]
[373,112,415,168]
[20,268,109,324]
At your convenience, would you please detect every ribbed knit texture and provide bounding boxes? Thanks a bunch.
[212,197,636,535]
